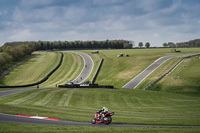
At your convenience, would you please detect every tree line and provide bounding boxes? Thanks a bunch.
[163,39,200,48]
[0,43,34,70]
[4,39,133,51]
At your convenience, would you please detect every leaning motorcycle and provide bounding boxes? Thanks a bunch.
[91,112,114,125]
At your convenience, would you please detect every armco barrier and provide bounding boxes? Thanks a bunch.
[91,58,104,84]
[144,54,200,90]
[0,52,64,88]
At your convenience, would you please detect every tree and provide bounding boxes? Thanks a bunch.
[138,42,143,48]
[145,42,150,48]
[163,43,168,47]
[168,42,176,48]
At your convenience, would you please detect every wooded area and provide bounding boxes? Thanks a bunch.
[0,43,34,71]
[4,40,133,50]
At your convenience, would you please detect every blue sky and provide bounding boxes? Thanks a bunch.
[0,0,200,46]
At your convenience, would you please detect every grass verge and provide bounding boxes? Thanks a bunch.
[0,88,199,126]
[0,123,200,133]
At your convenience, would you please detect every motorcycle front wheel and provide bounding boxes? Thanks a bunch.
[91,118,96,124]
[104,116,112,125]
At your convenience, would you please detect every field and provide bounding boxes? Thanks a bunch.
[137,56,200,96]
[81,48,200,88]
[0,48,200,132]
[0,52,84,87]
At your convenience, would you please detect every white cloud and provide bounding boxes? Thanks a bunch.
[0,0,200,47]
[8,29,33,41]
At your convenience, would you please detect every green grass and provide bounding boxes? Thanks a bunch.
[0,52,60,86]
[148,56,200,96]
[0,123,200,133]
[84,48,200,88]
[40,51,83,87]
[0,88,199,126]
[0,51,84,87]
[0,48,200,132]
[135,57,184,90]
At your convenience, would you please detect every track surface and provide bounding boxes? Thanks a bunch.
[68,51,94,84]
[123,54,194,89]
[0,53,199,127]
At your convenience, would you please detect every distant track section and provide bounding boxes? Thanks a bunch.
[68,51,94,84]
[144,54,200,90]
[123,54,196,89]
[0,52,64,88]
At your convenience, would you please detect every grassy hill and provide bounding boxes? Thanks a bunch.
[0,48,200,132]
[0,52,60,86]
[81,48,200,88]
[0,51,84,87]
[148,56,200,95]
[40,51,84,87]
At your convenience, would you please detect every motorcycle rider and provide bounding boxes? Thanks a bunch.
[97,107,109,120]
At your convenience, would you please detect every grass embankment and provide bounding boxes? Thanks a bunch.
[40,51,83,87]
[146,56,200,95]
[84,48,199,88]
[135,57,184,90]
[0,52,60,86]
[0,88,199,126]
[1,123,200,133]
[0,51,84,87]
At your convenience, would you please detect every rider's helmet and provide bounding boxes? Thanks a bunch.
[102,107,109,112]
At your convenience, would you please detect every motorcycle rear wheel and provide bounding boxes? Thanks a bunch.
[104,116,112,125]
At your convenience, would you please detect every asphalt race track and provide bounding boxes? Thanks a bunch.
[123,54,194,89]
[0,112,199,128]
[0,53,199,127]
[68,51,94,84]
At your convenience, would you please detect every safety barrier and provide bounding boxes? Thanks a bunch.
[144,54,200,90]
[91,58,104,84]
[0,52,64,88]
[57,83,114,89]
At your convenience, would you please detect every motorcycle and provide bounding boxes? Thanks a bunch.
[91,111,114,125]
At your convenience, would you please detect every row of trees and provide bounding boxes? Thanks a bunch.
[163,39,200,48]
[138,42,150,48]
[4,40,133,51]
[0,43,34,69]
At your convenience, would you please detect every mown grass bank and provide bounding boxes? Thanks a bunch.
[0,52,60,86]
[0,88,199,126]
[146,56,200,96]
[0,51,84,87]
[0,123,200,133]
[80,48,200,88]
[40,51,83,87]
